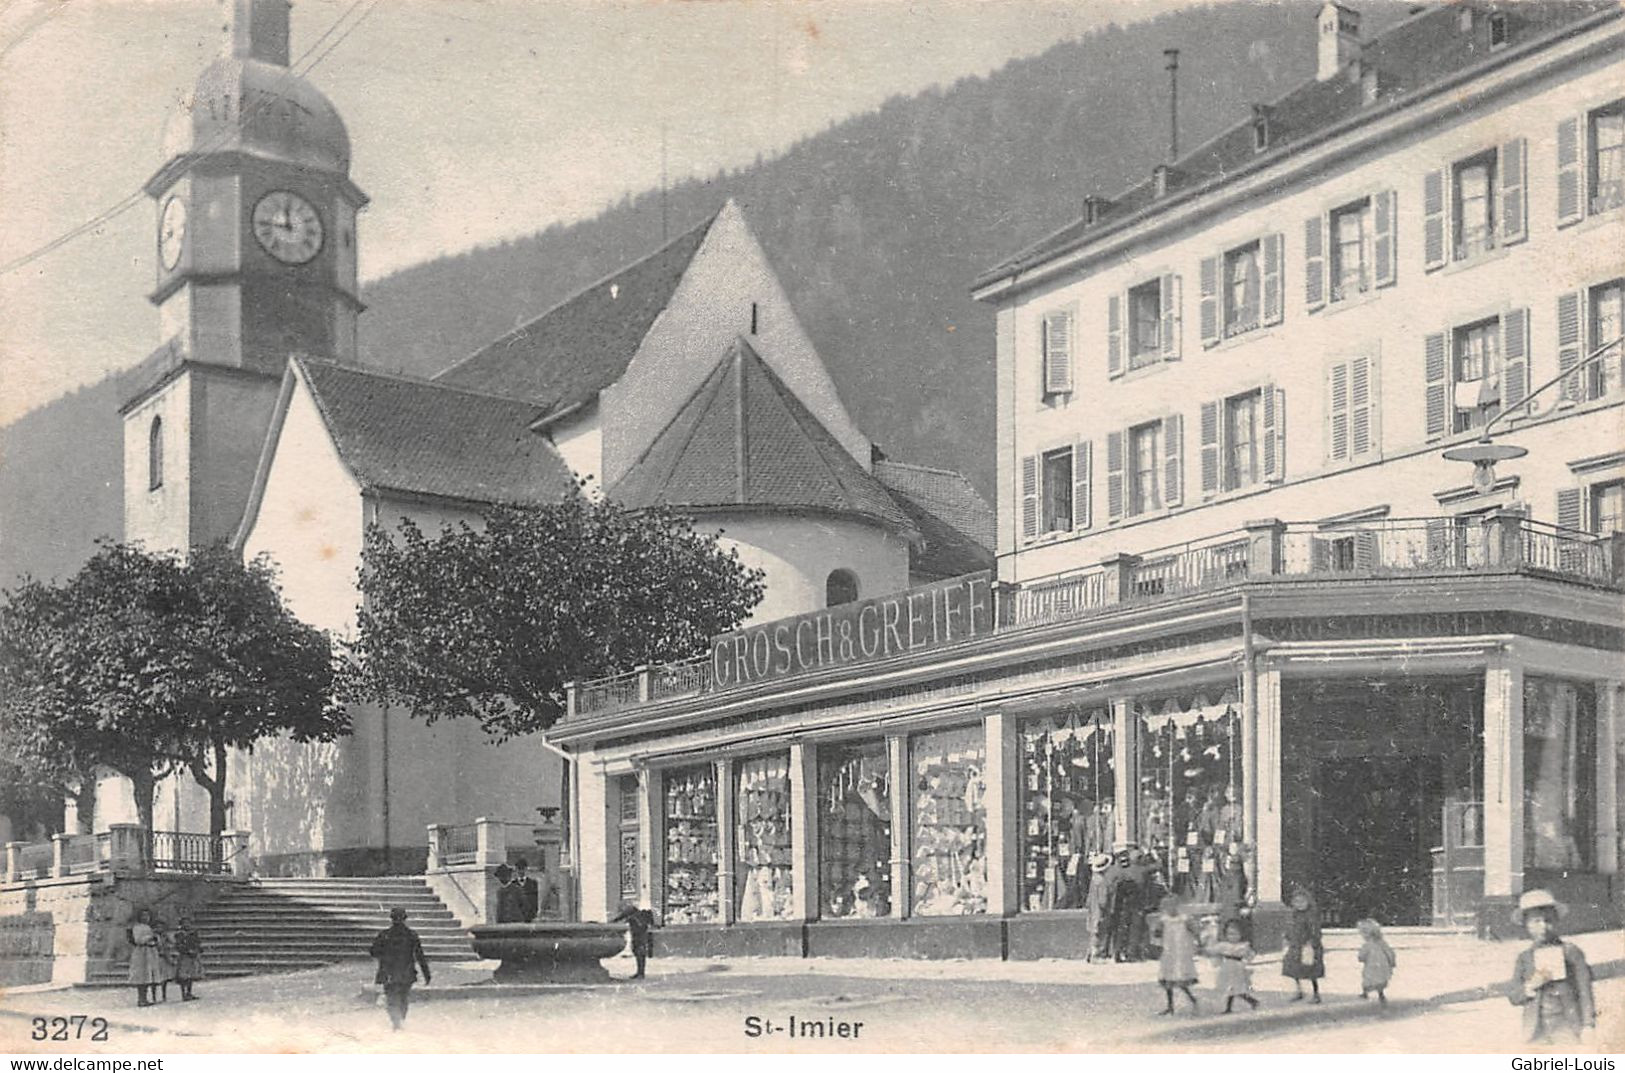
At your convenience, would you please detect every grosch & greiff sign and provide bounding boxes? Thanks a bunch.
[710,571,994,690]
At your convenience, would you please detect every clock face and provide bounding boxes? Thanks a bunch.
[252,190,324,264]
[159,196,186,271]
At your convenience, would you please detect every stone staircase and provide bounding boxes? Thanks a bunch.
[89,876,474,983]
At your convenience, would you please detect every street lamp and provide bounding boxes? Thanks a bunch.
[1443,334,1624,493]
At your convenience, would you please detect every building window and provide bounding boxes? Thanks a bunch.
[1329,198,1371,302]
[1223,241,1261,336]
[817,739,891,919]
[1129,420,1162,516]
[147,416,164,491]
[1488,12,1508,48]
[662,764,719,925]
[1223,391,1260,491]
[734,754,793,922]
[1591,480,1625,536]
[1524,679,1597,873]
[617,775,640,905]
[1040,448,1073,533]
[1019,710,1114,912]
[825,569,859,607]
[1453,151,1497,261]
[1128,279,1162,367]
[1452,318,1502,432]
[1588,279,1624,399]
[909,725,987,916]
[1591,102,1625,215]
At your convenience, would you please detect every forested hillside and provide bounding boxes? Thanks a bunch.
[0,1,1408,587]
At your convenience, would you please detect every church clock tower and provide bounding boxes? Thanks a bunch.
[122,0,366,552]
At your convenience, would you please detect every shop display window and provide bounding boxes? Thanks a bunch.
[663,764,720,925]
[1135,692,1244,904]
[735,754,794,921]
[1019,708,1115,912]
[1523,679,1597,872]
[910,725,988,916]
[817,740,892,919]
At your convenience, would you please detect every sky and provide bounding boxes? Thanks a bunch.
[0,0,1199,425]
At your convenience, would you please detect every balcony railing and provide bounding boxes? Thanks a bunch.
[564,513,1621,719]
[4,827,248,884]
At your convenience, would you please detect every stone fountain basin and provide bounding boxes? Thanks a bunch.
[469,922,627,983]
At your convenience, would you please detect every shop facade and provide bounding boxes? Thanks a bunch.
[553,519,1624,957]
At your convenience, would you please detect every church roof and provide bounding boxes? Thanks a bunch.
[297,358,573,507]
[432,212,717,409]
[874,460,995,579]
[610,337,915,536]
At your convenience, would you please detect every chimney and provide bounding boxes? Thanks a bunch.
[1251,105,1273,152]
[1317,2,1361,82]
[1083,196,1112,226]
[1163,49,1181,161]
[225,0,291,67]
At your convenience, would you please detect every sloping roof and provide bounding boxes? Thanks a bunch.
[297,358,573,506]
[432,212,717,407]
[980,1,1619,285]
[874,460,995,578]
[610,337,915,535]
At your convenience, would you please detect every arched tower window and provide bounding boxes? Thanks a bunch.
[825,568,859,608]
[148,416,164,491]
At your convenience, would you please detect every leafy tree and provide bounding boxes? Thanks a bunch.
[345,496,765,740]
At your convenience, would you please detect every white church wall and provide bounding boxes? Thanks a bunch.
[123,371,193,558]
[707,512,911,625]
[601,202,871,486]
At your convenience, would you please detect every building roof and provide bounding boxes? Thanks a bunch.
[978,1,1620,287]
[432,211,718,408]
[296,358,573,507]
[610,337,916,535]
[874,460,995,578]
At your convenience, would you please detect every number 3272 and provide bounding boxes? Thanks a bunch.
[31,1016,109,1041]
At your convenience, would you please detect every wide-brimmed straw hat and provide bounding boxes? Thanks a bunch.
[1087,852,1112,872]
[1510,889,1568,924]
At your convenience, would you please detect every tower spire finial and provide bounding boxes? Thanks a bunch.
[225,0,291,67]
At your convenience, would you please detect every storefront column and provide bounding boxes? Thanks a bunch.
[983,710,1019,917]
[638,767,663,911]
[714,757,736,925]
[888,734,910,918]
[577,763,613,922]
[789,742,818,920]
[1595,682,1620,876]
[1111,698,1136,846]
[1253,668,1284,904]
[1483,657,1526,900]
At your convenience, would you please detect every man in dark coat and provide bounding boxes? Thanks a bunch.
[612,902,657,979]
[493,863,524,923]
[513,858,541,923]
[1109,848,1141,962]
[370,907,431,1030]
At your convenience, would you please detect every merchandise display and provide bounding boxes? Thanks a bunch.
[910,725,988,916]
[735,753,794,921]
[1019,709,1114,912]
[663,764,720,925]
[1523,678,1596,871]
[1136,692,1244,899]
[817,739,892,918]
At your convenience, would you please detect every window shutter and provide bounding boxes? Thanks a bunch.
[1072,441,1092,531]
[1162,413,1184,507]
[1353,531,1379,571]
[1327,361,1350,462]
[1160,274,1182,361]
[1199,400,1220,497]
[1373,189,1398,288]
[1043,310,1074,394]
[1021,454,1038,541]
[1424,518,1451,567]
[1304,215,1326,310]
[1350,354,1375,457]
[1262,386,1285,483]
[1502,306,1530,415]
[1556,487,1584,533]
[1556,115,1584,227]
[1310,537,1331,574]
[1557,290,1583,402]
[1106,431,1125,523]
[1499,138,1528,245]
[1262,232,1285,326]
[1423,168,1448,271]
[1424,331,1449,438]
[1199,255,1220,347]
[1107,294,1123,378]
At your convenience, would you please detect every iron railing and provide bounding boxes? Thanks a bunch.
[577,669,642,717]
[149,830,232,875]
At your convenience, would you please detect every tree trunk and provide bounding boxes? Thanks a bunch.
[130,768,156,870]
[71,767,97,835]
[188,738,232,843]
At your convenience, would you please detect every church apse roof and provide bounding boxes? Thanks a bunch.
[296,358,572,508]
[610,337,916,537]
[432,212,717,411]
[874,460,995,580]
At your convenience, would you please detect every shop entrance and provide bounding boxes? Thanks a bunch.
[1314,756,1443,927]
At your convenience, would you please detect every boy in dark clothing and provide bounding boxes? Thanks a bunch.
[513,858,541,922]
[613,902,657,979]
[1507,890,1595,1044]
[369,907,431,1030]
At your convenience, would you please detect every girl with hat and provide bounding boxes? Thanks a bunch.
[1507,889,1595,1043]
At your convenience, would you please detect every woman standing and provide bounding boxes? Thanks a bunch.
[1280,886,1325,1003]
[125,908,166,1007]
